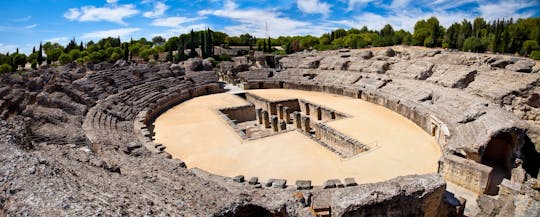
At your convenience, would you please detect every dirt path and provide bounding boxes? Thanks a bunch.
[154,89,442,185]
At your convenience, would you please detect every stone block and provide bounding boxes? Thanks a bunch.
[296,180,312,190]
[265,179,275,187]
[323,179,343,189]
[248,177,258,185]
[233,175,244,183]
[272,179,287,189]
[344,178,358,187]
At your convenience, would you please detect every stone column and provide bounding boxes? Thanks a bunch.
[271,115,279,132]
[293,111,302,129]
[304,102,310,115]
[262,110,270,128]
[277,104,284,120]
[256,108,263,124]
[284,107,291,124]
[279,120,287,131]
[316,106,322,120]
[302,115,311,133]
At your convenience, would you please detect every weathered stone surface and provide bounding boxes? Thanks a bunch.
[248,177,258,185]
[271,179,287,188]
[295,180,312,190]
[233,175,244,183]
[344,178,358,187]
[506,59,536,73]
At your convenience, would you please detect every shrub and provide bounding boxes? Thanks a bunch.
[531,50,540,60]
[462,37,485,52]
[218,54,231,61]
[110,52,121,62]
[58,53,73,65]
[31,60,37,69]
[523,40,540,55]
[0,64,12,74]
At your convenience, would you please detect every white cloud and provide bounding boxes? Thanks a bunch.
[389,0,410,9]
[24,24,38,29]
[81,28,141,39]
[336,9,476,32]
[151,16,204,27]
[12,16,31,22]
[0,43,18,54]
[346,0,376,10]
[45,37,69,44]
[64,4,139,25]
[106,0,118,4]
[198,0,334,37]
[297,0,331,16]
[143,2,169,18]
[478,0,537,21]
[151,24,209,39]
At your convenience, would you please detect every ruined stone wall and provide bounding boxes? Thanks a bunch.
[245,92,272,113]
[219,104,256,123]
[298,99,347,122]
[439,154,493,194]
[313,122,369,158]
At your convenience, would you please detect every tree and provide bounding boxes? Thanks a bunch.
[69,49,81,60]
[380,24,395,46]
[12,53,27,69]
[110,52,121,62]
[37,43,44,65]
[523,40,540,55]
[0,64,12,74]
[531,50,540,60]
[462,37,484,52]
[58,53,72,65]
[189,29,197,58]
[123,46,129,61]
[152,36,166,46]
[167,44,173,62]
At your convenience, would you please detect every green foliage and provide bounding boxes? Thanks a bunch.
[31,60,37,69]
[523,40,540,55]
[462,37,485,52]
[110,52,121,62]
[152,36,165,46]
[58,53,72,65]
[69,49,81,60]
[530,50,540,60]
[217,54,231,61]
[45,48,62,63]
[0,64,12,74]
[12,53,27,68]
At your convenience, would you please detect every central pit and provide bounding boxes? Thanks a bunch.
[154,89,442,185]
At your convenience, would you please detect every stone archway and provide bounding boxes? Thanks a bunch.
[481,132,515,195]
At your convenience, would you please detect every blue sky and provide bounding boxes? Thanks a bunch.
[1,0,539,54]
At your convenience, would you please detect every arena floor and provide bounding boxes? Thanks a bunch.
[154,89,442,185]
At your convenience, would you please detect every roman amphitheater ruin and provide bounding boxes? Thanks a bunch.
[1,46,540,216]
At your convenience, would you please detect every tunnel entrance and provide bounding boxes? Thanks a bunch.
[521,135,540,178]
[218,204,279,217]
[481,132,514,195]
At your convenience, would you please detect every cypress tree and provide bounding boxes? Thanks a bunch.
[268,37,272,52]
[262,40,266,53]
[167,44,173,62]
[80,41,84,51]
[206,28,213,58]
[124,45,129,61]
[37,43,43,65]
[200,31,206,58]
[189,29,196,58]
[32,47,36,54]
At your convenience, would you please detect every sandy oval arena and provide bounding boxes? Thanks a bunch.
[154,89,442,185]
